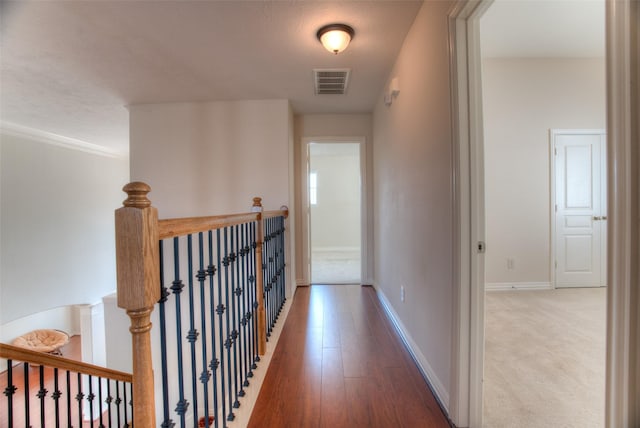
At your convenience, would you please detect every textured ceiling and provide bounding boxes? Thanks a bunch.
[0,0,605,155]
[0,1,422,154]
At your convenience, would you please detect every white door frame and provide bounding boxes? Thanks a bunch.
[449,0,639,427]
[447,1,491,426]
[299,136,369,286]
[550,129,607,289]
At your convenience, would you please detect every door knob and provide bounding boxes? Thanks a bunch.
[593,216,601,221]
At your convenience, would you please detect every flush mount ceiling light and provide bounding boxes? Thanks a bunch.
[316,23,355,55]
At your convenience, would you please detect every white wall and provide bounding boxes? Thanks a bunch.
[372,0,454,410]
[129,100,291,217]
[293,114,373,285]
[0,132,129,327]
[482,58,606,287]
[128,100,294,423]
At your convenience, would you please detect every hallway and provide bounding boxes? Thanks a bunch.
[248,285,450,427]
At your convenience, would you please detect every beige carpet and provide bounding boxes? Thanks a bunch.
[483,288,606,428]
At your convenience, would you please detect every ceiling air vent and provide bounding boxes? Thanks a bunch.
[314,68,350,95]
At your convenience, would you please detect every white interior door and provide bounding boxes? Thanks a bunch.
[553,130,606,288]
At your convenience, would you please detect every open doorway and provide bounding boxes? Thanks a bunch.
[479,1,606,427]
[307,141,362,285]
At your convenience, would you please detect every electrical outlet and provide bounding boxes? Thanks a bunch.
[400,285,405,302]
[507,258,515,270]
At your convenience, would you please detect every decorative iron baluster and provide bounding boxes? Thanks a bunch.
[3,359,15,427]
[172,236,189,426]
[197,232,212,428]
[208,230,220,428]
[262,219,270,340]
[106,377,113,428]
[76,372,83,428]
[232,225,243,403]
[88,374,95,426]
[23,363,30,428]
[186,234,200,425]
[52,368,61,428]
[216,228,228,427]
[98,377,104,428]
[250,222,260,366]
[277,216,286,316]
[241,223,251,387]
[115,380,122,428]
[66,370,72,428]
[37,365,47,427]
[223,227,235,421]
[157,241,174,428]
[123,382,129,427]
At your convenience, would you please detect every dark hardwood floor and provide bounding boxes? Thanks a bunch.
[248,285,450,428]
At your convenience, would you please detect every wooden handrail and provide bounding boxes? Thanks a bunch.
[263,207,289,220]
[158,212,260,239]
[0,343,132,383]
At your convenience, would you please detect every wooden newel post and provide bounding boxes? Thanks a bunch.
[252,197,267,355]
[115,182,160,427]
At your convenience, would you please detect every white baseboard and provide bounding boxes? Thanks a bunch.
[485,282,553,291]
[374,285,450,411]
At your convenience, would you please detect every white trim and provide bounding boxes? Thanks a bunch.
[375,286,450,410]
[485,282,553,291]
[605,0,639,426]
[0,121,127,158]
[448,1,491,426]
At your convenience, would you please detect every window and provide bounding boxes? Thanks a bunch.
[309,171,318,205]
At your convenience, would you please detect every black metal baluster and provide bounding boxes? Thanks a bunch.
[223,227,235,421]
[23,363,30,428]
[66,370,72,428]
[273,217,280,322]
[88,374,95,426]
[266,218,273,337]
[187,234,200,425]
[172,236,189,426]
[262,220,269,341]
[208,230,220,428]
[241,223,251,386]
[52,368,61,428]
[123,382,129,428]
[278,216,286,314]
[250,222,260,367]
[76,372,83,428]
[158,241,174,428]
[37,365,47,427]
[130,382,135,427]
[106,379,112,428]
[115,380,122,428]
[197,232,211,427]
[4,359,15,427]
[270,218,276,334]
[98,377,104,428]
[216,229,228,427]
[232,224,243,402]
